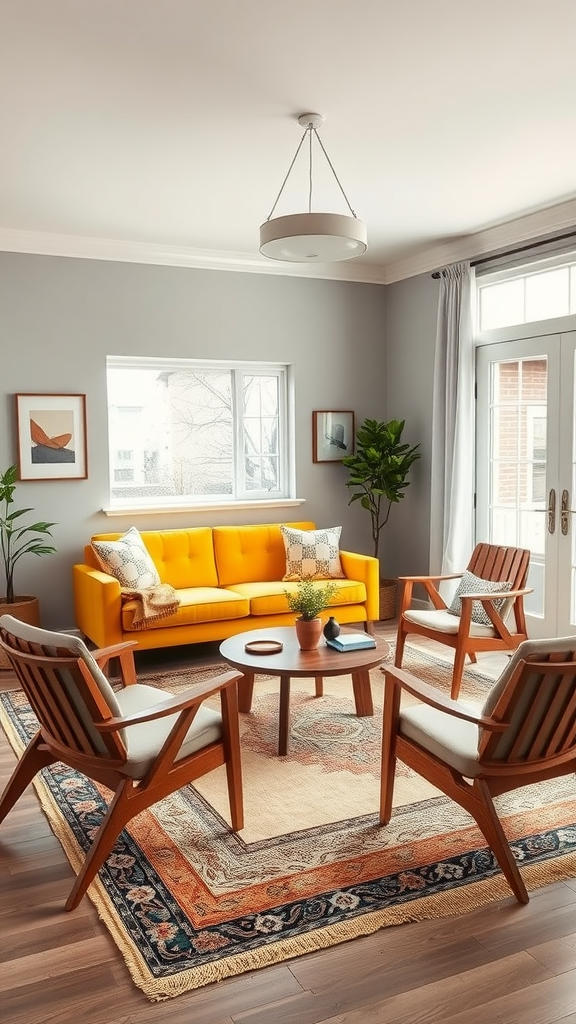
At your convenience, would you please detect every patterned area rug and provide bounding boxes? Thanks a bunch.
[1,644,576,1001]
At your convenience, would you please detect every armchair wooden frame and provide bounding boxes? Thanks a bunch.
[395,543,532,699]
[0,621,244,911]
[380,643,576,904]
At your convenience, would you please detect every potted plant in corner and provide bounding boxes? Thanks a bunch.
[285,579,338,650]
[0,465,57,661]
[342,418,421,620]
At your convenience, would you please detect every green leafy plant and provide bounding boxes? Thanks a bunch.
[0,465,57,604]
[285,579,338,621]
[343,418,421,560]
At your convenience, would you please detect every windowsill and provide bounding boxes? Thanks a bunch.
[101,497,307,517]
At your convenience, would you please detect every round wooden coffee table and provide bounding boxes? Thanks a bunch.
[219,626,389,756]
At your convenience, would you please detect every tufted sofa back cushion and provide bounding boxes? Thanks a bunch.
[213,522,316,586]
[87,527,219,589]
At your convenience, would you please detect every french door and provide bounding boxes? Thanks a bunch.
[476,331,576,638]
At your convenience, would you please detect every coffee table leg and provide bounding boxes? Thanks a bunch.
[351,670,374,717]
[278,674,291,756]
[237,672,255,713]
[314,676,324,697]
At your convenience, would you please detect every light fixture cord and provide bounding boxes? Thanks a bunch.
[312,127,358,218]
[264,124,359,222]
[264,129,309,222]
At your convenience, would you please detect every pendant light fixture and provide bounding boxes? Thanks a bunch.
[259,113,367,263]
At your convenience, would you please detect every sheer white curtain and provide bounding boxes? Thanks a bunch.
[429,261,476,582]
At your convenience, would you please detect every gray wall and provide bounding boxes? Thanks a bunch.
[1,252,391,630]
[383,271,439,580]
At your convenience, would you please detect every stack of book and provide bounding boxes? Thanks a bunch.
[326,632,377,652]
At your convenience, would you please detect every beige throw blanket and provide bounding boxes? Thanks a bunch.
[120,583,180,629]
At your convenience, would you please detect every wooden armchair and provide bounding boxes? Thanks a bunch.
[380,635,576,904]
[395,543,532,698]
[0,614,244,911]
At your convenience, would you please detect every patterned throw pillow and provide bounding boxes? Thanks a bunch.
[91,527,161,589]
[281,525,345,581]
[448,569,511,627]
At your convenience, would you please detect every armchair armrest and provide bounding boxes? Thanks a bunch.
[398,571,463,583]
[457,586,532,602]
[380,662,506,731]
[91,640,139,687]
[72,563,123,648]
[339,549,380,621]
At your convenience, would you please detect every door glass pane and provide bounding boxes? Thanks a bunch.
[489,356,548,615]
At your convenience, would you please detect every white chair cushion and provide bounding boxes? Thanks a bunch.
[481,633,576,718]
[0,614,123,729]
[399,702,482,778]
[403,608,496,637]
[115,683,223,779]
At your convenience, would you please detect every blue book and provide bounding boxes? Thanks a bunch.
[326,633,377,652]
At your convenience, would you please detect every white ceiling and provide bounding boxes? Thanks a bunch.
[3,0,576,284]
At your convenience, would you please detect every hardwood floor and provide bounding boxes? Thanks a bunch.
[2,622,576,1024]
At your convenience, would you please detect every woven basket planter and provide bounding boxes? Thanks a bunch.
[379,578,398,621]
[0,596,40,668]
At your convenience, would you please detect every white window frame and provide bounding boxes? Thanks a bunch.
[104,356,300,516]
[476,249,576,335]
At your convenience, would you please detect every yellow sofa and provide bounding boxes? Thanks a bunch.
[72,521,379,651]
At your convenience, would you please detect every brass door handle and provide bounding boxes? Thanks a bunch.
[548,488,556,534]
[561,489,576,536]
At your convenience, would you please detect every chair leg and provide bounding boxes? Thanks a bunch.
[472,780,529,904]
[0,733,56,824]
[379,680,401,825]
[450,646,467,700]
[65,781,134,911]
[221,684,244,832]
[395,621,408,668]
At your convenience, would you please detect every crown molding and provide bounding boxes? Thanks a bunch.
[0,228,388,285]
[3,196,576,287]
[383,197,576,283]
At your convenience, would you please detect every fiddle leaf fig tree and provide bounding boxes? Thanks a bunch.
[0,464,57,604]
[342,418,421,561]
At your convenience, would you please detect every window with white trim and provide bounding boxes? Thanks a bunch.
[477,251,576,332]
[106,357,292,508]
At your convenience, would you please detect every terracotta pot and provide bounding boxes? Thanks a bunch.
[0,596,40,668]
[294,616,323,651]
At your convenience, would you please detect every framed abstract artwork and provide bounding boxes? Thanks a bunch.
[15,393,88,480]
[312,410,355,463]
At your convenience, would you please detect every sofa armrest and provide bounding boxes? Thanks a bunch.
[339,550,380,622]
[72,564,123,648]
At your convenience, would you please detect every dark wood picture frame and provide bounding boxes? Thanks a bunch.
[15,393,88,480]
[312,410,355,463]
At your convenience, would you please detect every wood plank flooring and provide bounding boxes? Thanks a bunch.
[1,623,576,1024]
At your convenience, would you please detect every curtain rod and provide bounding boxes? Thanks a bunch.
[431,229,576,278]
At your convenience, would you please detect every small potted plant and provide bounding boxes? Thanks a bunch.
[285,579,338,650]
[343,418,420,619]
[0,464,57,633]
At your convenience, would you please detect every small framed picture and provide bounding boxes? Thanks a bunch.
[15,393,88,481]
[312,410,355,463]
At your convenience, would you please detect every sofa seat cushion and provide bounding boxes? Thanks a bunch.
[225,578,367,616]
[122,587,249,631]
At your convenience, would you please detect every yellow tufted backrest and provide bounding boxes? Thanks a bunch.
[213,522,316,586]
[87,527,219,588]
